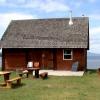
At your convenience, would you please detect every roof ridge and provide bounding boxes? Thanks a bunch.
[11,17,89,22]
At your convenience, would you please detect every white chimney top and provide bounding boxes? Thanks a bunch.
[69,10,73,26]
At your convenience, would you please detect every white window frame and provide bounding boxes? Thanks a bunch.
[63,49,73,60]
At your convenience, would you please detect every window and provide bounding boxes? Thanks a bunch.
[63,49,73,60]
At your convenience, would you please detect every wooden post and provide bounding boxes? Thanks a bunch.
[7,81,12,88]
[17,79,21,85]
[2,49,5,71]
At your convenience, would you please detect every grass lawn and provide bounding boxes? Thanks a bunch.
[0,70,100,100]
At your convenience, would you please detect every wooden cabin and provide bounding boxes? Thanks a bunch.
[0,17,89,71]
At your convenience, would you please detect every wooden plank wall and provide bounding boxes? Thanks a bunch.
[2,48,87,71]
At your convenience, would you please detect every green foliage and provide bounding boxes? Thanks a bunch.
[0,70,100,100]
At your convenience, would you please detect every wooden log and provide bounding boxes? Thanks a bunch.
[40,72,48,79]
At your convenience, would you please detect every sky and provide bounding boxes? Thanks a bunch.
[0,0,100,54]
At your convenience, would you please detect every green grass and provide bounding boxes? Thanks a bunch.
[0,70,100,100]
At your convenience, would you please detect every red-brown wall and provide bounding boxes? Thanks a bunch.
[2,48,87,71]
[2,49,27,70]
[27,49,54,69]
[56,48,87,70]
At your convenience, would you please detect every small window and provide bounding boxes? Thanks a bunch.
[63,49,73,60]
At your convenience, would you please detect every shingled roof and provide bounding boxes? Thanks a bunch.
[1,17,89,49]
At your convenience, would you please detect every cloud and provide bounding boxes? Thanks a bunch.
[89,39,100,54]
[39,0,70,12]
[6,0,27,5]
[0,0,27,7]
[89,14,100,53]
[0,12,37,27]
[0,12,37,38]
[90,27,100,34]
[89,26,100,53]
[0,0,70,13]
[88,0,96,3]
[74,2,82,8]
[89,44,100,54]
[1,0,26,4]
[90,27,100,41]
[89,14,100,20]
[0,0,6,3]
[76,0,96,3]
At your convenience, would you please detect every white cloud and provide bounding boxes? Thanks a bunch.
[70,0,82,8]
[12,0,26,4]
[0,0,70,12]
[89,14,100,20]
[74,2,82,8]
[0,12,37,27]
[89,40,100,54]
[0,0,27,7]
[88,0,96,3]
[89,44,100,54]
[89,26,100,53]
[76,0,96,3]
[39,0,70,12]
[0,12,37,38]
[0,0,6,3]
[90,27,100,34]
[3,0,26,3]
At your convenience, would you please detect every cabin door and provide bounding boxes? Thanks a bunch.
[41,49,54,69]
[28,49,42,68]
[28,49,55,70]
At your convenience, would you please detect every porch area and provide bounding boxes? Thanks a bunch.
[33,70,84,76]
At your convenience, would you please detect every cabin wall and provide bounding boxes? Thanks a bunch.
[2,48,55,70]
[56,48,87,71]
[2,48,87,71]
[27,49,54,69]
[2,49,27,70]
[73,49,87,71]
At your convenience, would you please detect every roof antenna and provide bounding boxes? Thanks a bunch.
[69,10,73,26]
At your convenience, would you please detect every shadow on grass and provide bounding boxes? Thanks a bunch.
[0,83,26,89]
[10,83,26,89]
[87,69,97,74]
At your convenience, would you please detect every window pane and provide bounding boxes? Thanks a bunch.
[64,50,71,54]
[64,55,71,59]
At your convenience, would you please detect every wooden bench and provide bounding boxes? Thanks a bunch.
[19,70,29,78]
[6,77,21,88]
[40,72,48,79]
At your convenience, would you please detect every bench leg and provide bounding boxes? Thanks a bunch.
[26,73,29,78]
[17,79,21,85]
[7,82,12,88]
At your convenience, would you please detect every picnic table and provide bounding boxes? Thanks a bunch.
[0,71,11,83]
[26,67,40,78]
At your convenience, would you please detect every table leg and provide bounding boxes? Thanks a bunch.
[4,73,10,83]
[28,70,33,75]
[35,70,39,78]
